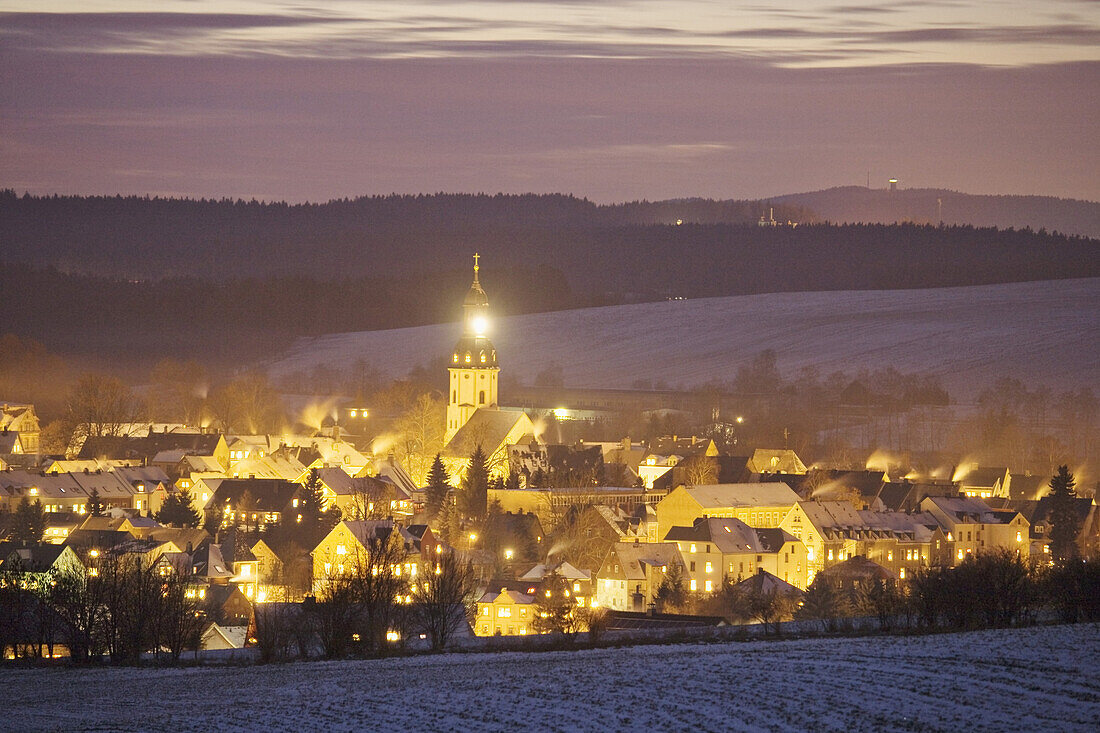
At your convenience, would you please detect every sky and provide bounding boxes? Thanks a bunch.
[1,1,1098,202]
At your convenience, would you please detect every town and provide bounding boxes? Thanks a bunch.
[1,257,1096,662]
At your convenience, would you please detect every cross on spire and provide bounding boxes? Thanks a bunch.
[473,252,480,275]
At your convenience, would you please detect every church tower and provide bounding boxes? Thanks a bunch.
[445,253,499,444]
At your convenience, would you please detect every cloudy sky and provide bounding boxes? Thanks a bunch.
[2,1,1098,202]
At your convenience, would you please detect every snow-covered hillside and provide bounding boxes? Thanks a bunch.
[268,278,1099,399]
[4,623,1098,732]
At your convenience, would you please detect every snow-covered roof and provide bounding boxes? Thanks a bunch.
[684,482,800,509]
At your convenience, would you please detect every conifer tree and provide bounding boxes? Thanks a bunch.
[86,488,106,517]
[154,486,201,527]
[12,497,48,544]
[425,454,451,520]
[1048,465,1080,560]
[460,445,490,519]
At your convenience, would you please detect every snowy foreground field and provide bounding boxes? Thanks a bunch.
[267,278,1100,399]
[4,624,1098,732]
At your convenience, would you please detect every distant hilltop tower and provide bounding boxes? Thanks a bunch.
[445,253,499,443]
[889,178,898,192]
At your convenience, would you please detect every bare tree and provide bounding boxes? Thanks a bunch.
[67,373,145,443]
[390,393,445,486]
[411,550,476,650]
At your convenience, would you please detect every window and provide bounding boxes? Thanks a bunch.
[689,543,697,553]
[479,390,486,405]
[336,544,346,555]
[497,607,512,618]
[452,390,457,403]
[704,580,713,592]
[689,579,697,591]
[705,562,713,574]
[690,561,696,572]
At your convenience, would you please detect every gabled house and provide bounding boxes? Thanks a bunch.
[637,436,718,489]
[664,516,809,591]
[311,520,424,594]
[595,541,683,612]
[203,478,301,530]
[781,501,949,582]
[919,496,1029,563]
[747,449,808,476]
[954,466,1011,500]
[474,589,536,636]
[519,560,594,608]
[1026,495,1098,559]
[656,482,801,541]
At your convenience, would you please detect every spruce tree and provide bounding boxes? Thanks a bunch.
[155,487,201,527]
[86,488,106,517]
[425,454,451,520]
[460,445,490,519]
[1048,465,1080,560]
[12,497,48,544]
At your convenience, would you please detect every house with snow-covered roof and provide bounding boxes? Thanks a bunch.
[664,516,808,591]
[474,588,536,636]
[655,482,801,542]
[780,500,950,582]
[919,496,1028,564]
[595,541,683,612]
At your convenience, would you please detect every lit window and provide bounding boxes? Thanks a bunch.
[497,607,512,618]
[336,544,346,555]
[573,582,581,592]
[240,565,251,578]
[292,498,299,508]
[324,562,331,573]
[705,580,713,592]
[705,562,713,574]
[689,543,697,553]
[899,567,906,579]
[465,354,471,363]
[689,579,698,591]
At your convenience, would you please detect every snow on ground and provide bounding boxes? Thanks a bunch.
[4,623,1098,732]
[266,279,1100,400]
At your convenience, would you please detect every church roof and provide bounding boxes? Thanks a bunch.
[444,409,532,458]
[464,278,489,307]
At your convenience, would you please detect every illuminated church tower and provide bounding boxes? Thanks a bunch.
[445,254,499,444]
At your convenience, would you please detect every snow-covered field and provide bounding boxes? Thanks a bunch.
[5,623,1098,732]
[267,278,1100,399]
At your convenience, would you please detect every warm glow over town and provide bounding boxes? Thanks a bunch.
[1,1,1098,729]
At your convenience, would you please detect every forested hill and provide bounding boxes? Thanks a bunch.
[773,186,1100,239]
[0,191,813,282]
[2,190,1098,297]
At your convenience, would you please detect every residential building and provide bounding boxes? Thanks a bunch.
[664,516,809,590]
[655,482,801,541]
[595,541,682,612]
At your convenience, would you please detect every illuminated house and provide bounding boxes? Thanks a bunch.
[919,496,1029,564]
[441,255,536,480]
[519,560,595,608]
[954,466,1011,500]
[0,401,40,455]
[475,589,536,636]
[746,449,808,475]
[637,436,719,489]
[781,500,950,582]
[202,478,302,530]
[655,482,801,542]
[595,541,683,612]
[310,519,431,594]
[664,516,808,591]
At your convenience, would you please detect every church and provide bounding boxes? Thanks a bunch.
[441,255,537,479]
